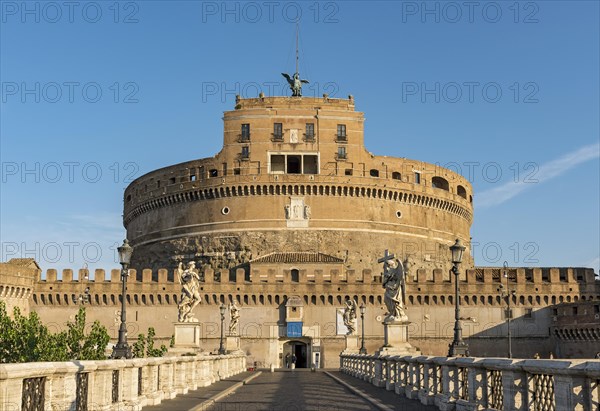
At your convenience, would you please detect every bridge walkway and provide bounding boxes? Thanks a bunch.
[147,369,437,411]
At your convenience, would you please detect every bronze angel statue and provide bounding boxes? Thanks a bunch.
[282,72,309,97]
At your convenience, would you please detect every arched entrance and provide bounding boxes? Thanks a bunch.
[282,340,309,368]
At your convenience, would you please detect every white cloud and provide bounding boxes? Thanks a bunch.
[477,143,600,208]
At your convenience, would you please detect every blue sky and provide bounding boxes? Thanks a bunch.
[1,1,598,276]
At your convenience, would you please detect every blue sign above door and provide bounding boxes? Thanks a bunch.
[287,322,302,337]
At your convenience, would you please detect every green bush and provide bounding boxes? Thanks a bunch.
[132,327,167,358]
[0,301,109,363]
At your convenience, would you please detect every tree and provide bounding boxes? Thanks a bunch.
[0,302,109,363]
[132,327,167,358]
[0,302,66,362]
[64,307,110,360]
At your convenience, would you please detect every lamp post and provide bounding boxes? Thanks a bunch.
[498,261,515,358]
[359,303,367,354]
[218,303,226,355]
[448,239,469,357]
[111,239,133,359]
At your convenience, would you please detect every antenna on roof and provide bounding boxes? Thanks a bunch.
[282,22,309,97]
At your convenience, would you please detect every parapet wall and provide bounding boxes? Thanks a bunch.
[36,266,598,285]
[29,266,600,308]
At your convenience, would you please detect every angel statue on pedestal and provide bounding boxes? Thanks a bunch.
[177,261,201,322]
[343,298,358,335]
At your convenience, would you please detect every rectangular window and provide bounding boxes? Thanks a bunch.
[337,124,347,141]
[345,168,353,176]
[542,269,550,282]
[337,146,347,159]
[303,155,318,174]
[273,123,283,139]
[305,123,315,140]
[168,177,176,185]
[572,307,578,315]
[287,155,301,174]
[524,308,533,319]
[241,146,249,159]
[241,124,250,141]
[189,168,196,182]
[414,172,421,184]
[270,155,285,173]
[594,305,600,314]
[269,153,319,174]
[559,269,567,282]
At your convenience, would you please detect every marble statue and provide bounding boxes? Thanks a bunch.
[229,301,240,334]
[177,261,201,322]
[343,298,358,335]
[378,250,407,322]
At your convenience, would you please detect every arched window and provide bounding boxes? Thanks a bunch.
[392,172,401,180]
[432,176,449,191]
[457,185,467,199]
[291,269,299,283]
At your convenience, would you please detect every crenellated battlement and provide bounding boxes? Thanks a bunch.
[27,265,599,309]
[35,266,598,285]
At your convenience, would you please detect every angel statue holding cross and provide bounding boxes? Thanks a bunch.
[378,250,408,323]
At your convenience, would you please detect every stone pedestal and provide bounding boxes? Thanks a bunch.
[172,322,201,349]
[375,320,419,356]
[342,335,360,354]
[226,335,243,353]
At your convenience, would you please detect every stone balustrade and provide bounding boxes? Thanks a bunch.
[340,353,600,410]
[0,353,246,411]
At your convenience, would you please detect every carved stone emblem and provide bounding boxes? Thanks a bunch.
[285,197,309,228]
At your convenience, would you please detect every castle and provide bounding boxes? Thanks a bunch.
[2,93,599,368]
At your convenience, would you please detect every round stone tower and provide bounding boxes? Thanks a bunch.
[123,95,474,274]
